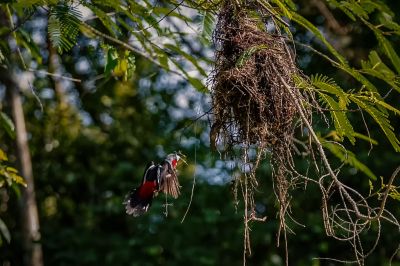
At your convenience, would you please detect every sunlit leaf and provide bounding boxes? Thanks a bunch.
[0,149,8,161]
[0,218,10,244]
[48,3,82,53]
[0,112,15,139]
[323,141,377,180]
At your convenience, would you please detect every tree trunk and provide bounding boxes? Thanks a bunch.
[1,70,44,266]
[48,44,68,109]
[0,7,44,265]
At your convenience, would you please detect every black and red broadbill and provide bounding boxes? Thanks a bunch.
[123,153,182,216]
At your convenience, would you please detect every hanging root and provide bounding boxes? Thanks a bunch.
[280,74,400,265]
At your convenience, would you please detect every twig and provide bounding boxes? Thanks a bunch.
[311,0,348,35]
[82,12,116,22]
[6,5,26,70]
[358,108,373,155]
[278,69,373,221]
[389,244,400,266]
[0,9,35,38]
[130,0,185,33]
[258,0,290,28]
[373,166,400,221]
[294,41,340,67]
[181,120,198,223]
[6,5,44,111]
[28,68,81,83]
[178,108,212,134]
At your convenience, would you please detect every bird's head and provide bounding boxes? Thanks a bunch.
[165,152,186,169]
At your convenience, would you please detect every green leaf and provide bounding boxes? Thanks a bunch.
[155,49,170,71]
[0,149,8,161]
[152,7,191,22]
[170,57,206,92]
[125,52,136,80]
[291,12,381,93]
[236,44,268,68]
[360,0,392,15]
[310,74,347,100]
[164,44,207,77]
[103,47,136,81]
[352,132,378,145]
[9,171,26,187]
[17,29,43,64]
[367,22,400,74]
[360,51,400,93]
[323,141,377,180]
[188,77,206,92]
[0,112,15,139]
[126,0,163,35]
[48,3,82,53]
[350,96,400,152]
[115,17,151,51]
[270,0,293,19]
[356,95,400,116]
[198,10,215,45]
[378,13,400,34]
[318,93,355,144]
[104,47,118,76]
[85,5,120,37]
[291,12,347,66]
[362,51,395,78]
[283,0,297,10]
[343,0,369,19]
[369,179,374,196]
[0,218,10,244]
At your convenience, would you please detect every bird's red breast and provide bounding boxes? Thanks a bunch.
[138,180,157,198]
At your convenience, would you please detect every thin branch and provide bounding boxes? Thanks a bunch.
[28,68,81,83]
[311,0,348,35]
[6,5,26,70]
[373,166,400,221]
[0,9,35,38]
[294,40,340,67]
[178,108,212,135]
[258,0,290,28]
[130,0,185,33]
[82,12,116,22]
[278,72,367,221]
[180,128,198,223]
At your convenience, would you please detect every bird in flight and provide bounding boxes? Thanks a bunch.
[123,153,182,216]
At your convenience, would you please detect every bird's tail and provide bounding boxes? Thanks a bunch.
[123,188,153,217]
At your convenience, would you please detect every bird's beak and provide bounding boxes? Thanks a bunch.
[177,155,187,165]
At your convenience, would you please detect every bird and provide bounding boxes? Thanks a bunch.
[123,153,182,217]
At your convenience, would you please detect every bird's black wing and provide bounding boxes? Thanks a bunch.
[141,161,156,184]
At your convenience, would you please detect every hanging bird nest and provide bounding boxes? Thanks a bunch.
[209,1,400,264]
[210,7,298,149]
[209,1,311,254]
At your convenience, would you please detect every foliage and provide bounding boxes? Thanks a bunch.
[48,3,82,53]
[0,112,25,189]
[0,111,25,247]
